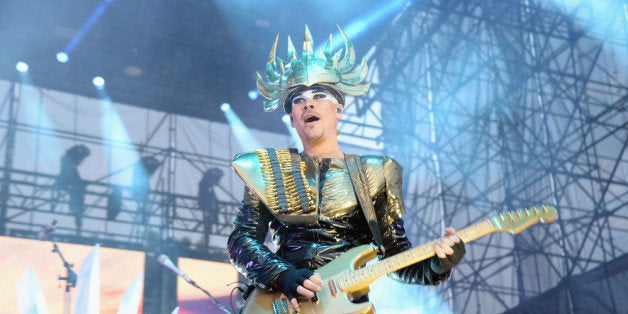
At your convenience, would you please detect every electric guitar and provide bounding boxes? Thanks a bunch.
[240,205,558,314]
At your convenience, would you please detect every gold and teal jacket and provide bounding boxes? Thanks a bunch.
[227,149,450,289]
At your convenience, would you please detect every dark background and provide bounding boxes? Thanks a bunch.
[0,0,393,133]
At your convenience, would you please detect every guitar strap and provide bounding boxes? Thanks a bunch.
[345,155,386,256]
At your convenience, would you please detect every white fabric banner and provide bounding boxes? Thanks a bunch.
[117,273,143,314]
[74,244,101,314]
[16,266,50,314]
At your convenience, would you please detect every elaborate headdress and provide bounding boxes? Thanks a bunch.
[256,25,371,113]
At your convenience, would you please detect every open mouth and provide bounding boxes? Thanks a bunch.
[304,115,320,123]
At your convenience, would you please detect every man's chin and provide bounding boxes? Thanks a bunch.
[301,131,325,143]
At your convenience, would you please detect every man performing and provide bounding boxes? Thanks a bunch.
[227,26,465,313]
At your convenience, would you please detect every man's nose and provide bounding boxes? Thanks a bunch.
[303,100,315,110]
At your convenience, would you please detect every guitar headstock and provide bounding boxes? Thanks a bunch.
[490,205,557,234]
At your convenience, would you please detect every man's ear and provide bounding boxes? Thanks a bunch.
[336,106,344,117]
[290,115,295,127]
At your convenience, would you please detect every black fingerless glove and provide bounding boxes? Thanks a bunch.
[275,268,315,299]
[430,240,466,274]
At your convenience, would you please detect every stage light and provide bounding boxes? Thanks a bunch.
[60,0,115,65]
[17,63,62,164]
[282,114,303,152]
[317,0,408,51]
[370,276,449,313]
[248,90,259,100]
[16,61,29,73]
[97,89,141,187]
[92,76,105,88]
[132,156,161,223]
[282,114,291,124]
[56,52,69,63]
[221,103,263,151]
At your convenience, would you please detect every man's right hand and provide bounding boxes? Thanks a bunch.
[275,268,323,310]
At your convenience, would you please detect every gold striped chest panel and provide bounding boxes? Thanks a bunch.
[231,149,390,225]
[255,148,316,215]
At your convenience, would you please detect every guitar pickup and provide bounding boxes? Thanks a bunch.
[327,279,337,297]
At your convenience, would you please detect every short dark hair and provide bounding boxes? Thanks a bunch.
[284,84,345,113]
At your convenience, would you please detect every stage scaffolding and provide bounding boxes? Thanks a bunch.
[0,81,255,262]
[358,0,627,312]
[0,0,626,312]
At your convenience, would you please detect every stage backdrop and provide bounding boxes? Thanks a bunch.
[0,236,145,314]
[176,257,238,314]
[1,236,243,314]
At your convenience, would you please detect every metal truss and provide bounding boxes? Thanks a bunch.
[360,0,627,312]
[1,1,626,312]
[0,82,241,261]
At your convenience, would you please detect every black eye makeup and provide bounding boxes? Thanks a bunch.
[291,97,306,105]
[313,93,327,100]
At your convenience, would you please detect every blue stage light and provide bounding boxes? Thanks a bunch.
[61,0,116,60]
[16,61,29,73]
[248,90,259,100]
[93,86,142,186]
[318,0,409,52]
[222,103,263,151]
[92,76,105,88]
[56,52,69,63]
[18,66,62,166]
[282,114,303,152]
[282,114,291,124]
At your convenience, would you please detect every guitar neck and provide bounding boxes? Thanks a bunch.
[379,220,496,273]
[336,220,498,291]
[335,205,556,293]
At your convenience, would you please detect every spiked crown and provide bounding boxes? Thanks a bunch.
[256,25,371,112]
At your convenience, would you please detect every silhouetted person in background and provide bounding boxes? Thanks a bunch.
[198,168,224,250]
[58,145,90,232]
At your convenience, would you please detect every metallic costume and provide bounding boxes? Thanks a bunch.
[228,149,450,290]
[228,26,451,294]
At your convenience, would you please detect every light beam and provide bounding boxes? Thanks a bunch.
[221,103,263,152]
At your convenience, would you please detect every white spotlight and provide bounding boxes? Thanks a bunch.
[282,114,291,124]
[248,90,259,100]
[92,76,105,88]
[220,103,231,111]
[56,52,69,63]
[16,61,29,73]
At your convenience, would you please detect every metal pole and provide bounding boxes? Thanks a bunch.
[166,114,177,240]
[0,82,18,235]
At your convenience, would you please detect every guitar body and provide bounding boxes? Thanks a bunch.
[240,244,378,314]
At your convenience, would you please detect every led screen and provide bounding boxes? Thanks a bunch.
[176,257,238,314]
[0,236,145,314]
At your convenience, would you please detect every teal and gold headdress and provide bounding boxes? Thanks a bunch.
[256,25,371,112]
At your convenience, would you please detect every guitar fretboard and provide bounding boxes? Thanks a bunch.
[335,205,556,291]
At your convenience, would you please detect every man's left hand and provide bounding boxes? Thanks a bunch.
[431,227,465,274]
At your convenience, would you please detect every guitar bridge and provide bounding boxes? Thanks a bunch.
[272,297,290,314]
